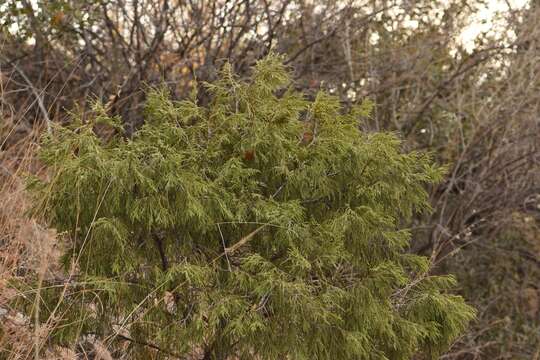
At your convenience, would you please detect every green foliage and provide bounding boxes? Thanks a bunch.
[27,56,474,359]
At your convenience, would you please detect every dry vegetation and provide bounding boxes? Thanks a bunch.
[0,123,52,358]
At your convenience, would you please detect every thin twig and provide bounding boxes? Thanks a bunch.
[224,224,268,255]
[0,56,51,134]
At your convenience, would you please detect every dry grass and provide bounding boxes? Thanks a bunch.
[0,123,74,359]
